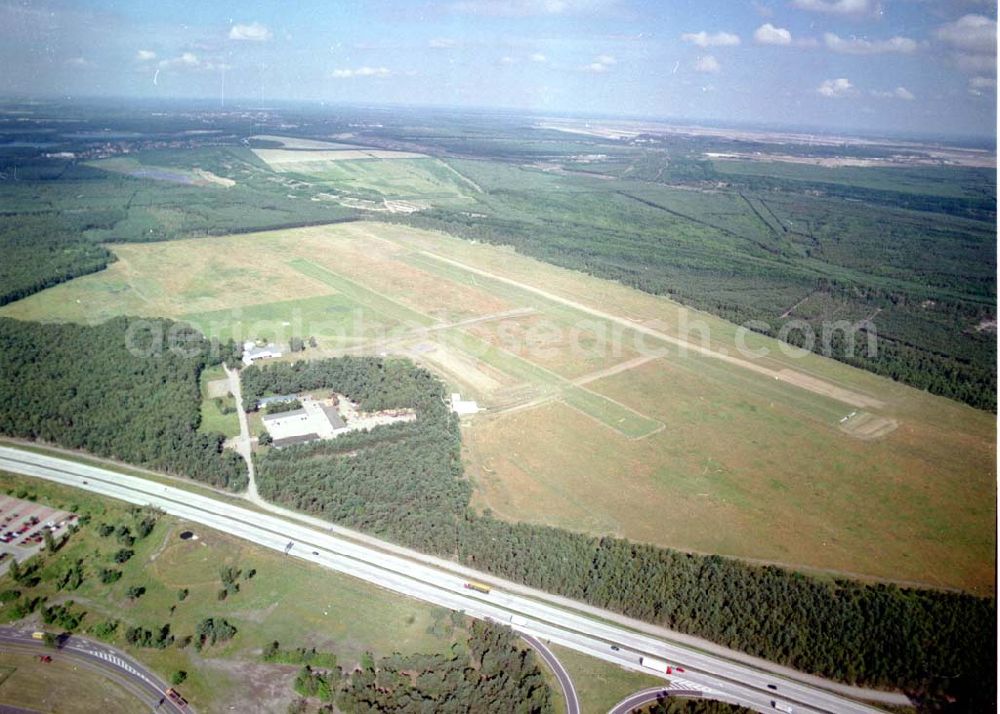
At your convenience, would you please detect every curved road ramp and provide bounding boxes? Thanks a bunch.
[0,625,189,712]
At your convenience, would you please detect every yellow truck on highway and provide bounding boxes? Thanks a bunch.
[464,581,491,594]
[31,631,45,640]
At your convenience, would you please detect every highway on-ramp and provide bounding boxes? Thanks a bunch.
[521,633,580,714]
[608,686,716,714]
[0,446,896,714]
[0,626,188,712]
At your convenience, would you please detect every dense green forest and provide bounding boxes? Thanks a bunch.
[247,357,996,710]
[0,317,246,490]
[333,621,552,713]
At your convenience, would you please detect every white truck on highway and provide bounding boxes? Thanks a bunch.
[771,702,794,713]
[639,656,671,674]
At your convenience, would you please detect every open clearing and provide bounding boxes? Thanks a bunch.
[1,222,994,591]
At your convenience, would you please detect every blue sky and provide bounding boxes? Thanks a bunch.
[1,0,996,137]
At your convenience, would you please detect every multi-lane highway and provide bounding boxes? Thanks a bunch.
[0,626,187,712]
[0,446,902,714]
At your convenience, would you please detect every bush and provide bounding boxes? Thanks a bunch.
[99,569,122,584]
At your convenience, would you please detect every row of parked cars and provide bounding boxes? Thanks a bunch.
[1,513,77,547]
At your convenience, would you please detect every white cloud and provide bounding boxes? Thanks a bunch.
[159,52,200,70]
[681,31,741,48]
[817,77,854,97]
[500,55,515,65]
[871,86,915,100]
[530,52,548,62]
[823,33,917,55]
[935,15,996,77]
[66,57,90,67]
[136,49,157,62]
[969,75,997,95]
[582,54,615,72]
[228,22,272,42]
[429,37,458,49]
[791,0,873,15]
[694,55,721,73]
[754,23,792,45]
[450,0,619,16]
[331,66,392,78]
[936,14,996,55]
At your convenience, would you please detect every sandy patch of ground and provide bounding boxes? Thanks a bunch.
[253,148,429,169]
[411,343,505,395]
[206,378,231,398]
[775,369,884,409]
[201,658,299,713]
[839,412,899,440]
[194,168,235,187]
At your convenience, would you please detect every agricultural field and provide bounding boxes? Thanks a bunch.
[2,221,994,592]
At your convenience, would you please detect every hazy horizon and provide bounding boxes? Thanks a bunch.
[1,0,996,140]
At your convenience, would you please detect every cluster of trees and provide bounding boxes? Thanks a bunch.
[295,665,335,702]
[218,565,254,600]
[335,621,552,713]
[647,699,755,714]
[56,559,84,591]
[0,317,247,489]
[125,623,174,649]
[195,617,237,650]
[264,399,302,415]
[42,601,84,630]
[248,356,996,709]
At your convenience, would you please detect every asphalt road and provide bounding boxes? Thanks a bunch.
[0,446,899,714]
[608,687,707,714]
[0,625,187,712]
[521,633,580,714]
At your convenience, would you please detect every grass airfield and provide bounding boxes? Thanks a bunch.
[2,221,994,593]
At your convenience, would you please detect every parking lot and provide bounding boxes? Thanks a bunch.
[0,496,77,575]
